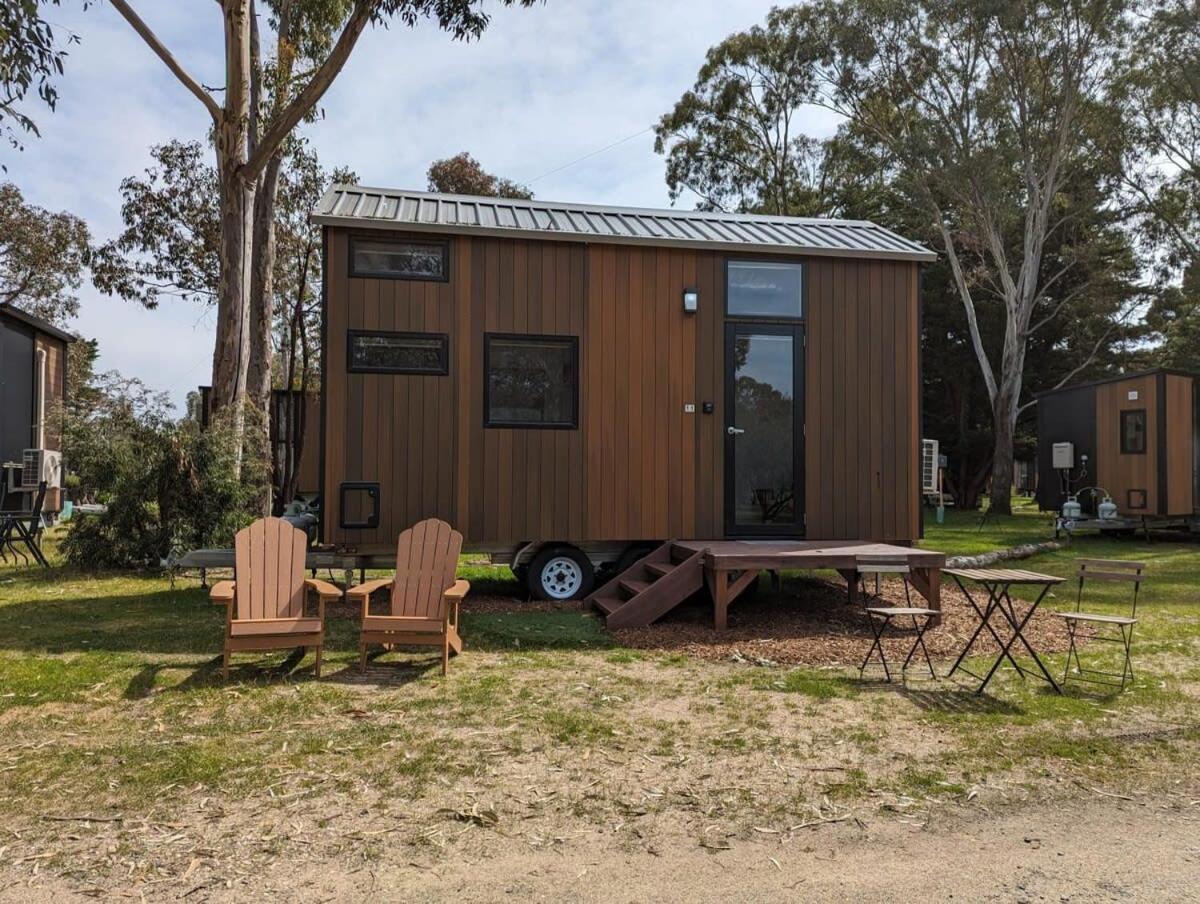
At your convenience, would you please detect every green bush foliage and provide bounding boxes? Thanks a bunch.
[58,375,265,569]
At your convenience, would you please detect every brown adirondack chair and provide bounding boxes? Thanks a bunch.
[210,517,341,680]
[348,518,469,675]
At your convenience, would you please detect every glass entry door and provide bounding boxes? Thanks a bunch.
[724,323,804,536]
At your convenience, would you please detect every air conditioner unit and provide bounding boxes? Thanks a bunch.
[921,439,939,494]
[21,449,62,489]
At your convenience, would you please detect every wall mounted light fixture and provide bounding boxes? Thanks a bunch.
[682,289,698,313]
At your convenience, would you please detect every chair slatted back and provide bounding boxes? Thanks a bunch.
[233,517,308,621]
[27,481,47,525]
[391,518,462,619]
[1077,558,1144,617]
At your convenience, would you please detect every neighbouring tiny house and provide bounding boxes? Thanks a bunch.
[1036,369,1198,521]
[312,187,936,598]
[0,304,72,515]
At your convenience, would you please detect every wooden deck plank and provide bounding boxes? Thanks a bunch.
[674,539,946,571]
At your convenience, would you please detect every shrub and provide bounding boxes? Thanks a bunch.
[59,375,266,569]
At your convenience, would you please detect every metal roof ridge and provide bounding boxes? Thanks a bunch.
[319,184,884,229]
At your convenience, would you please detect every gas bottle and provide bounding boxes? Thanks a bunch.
[1098,496,1118,520]
[1062,496,1082,519]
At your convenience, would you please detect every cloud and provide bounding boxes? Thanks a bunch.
[4,0,829,410]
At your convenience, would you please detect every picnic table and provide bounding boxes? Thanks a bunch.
[945,568,1064,696]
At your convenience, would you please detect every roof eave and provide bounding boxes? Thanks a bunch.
[310,214,938,263]
[0,304,77,343]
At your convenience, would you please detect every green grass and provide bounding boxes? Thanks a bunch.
[0,514,1197,834]
[918,495,1058,557]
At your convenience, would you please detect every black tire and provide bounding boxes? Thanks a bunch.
[527,545,595,601]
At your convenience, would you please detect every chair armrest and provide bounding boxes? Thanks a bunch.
[345,578,391,601]
[347,577,392,620]
[304,577,344,600]
[210,581,236,604]
[444,579,469,627]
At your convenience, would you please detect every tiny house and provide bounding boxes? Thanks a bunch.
[0,304,72,514]
[312,187,935,598]
[1035,369,1198,520]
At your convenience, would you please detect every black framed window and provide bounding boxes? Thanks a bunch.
[727,260,804,318]
[349,236,448,281]
[1120,409,1146,454]
[485,334,578,429]
[348,330,448,374]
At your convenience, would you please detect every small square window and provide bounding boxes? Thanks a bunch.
[727,261,804,318]
[350,237,448,281]
[348,331,448,374]
[485,334,578,429]
[1120,409,1146,454]
[1127,489,1148,510]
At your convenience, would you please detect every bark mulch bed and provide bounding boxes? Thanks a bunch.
[609,575,1085,668]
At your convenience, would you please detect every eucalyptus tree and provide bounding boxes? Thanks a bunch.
[0,0,77,150]
[1119,0,1200,274]
[0,181,90,325]
[652,5,835,216]
[427,151,533,199]
[816,0,1134,513]
[107,0,539,440]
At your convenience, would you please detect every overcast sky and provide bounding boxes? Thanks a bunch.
[2,1,841,410]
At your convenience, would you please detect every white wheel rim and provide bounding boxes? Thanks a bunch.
[540,556,583,599]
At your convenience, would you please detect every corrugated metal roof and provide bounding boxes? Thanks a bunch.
[312,186,936,262]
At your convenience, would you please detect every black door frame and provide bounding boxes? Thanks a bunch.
[723,321,806,538]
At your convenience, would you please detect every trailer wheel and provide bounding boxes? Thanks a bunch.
[528,545,594,601]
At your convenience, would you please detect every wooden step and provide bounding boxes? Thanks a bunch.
[670,542,700,563]
[645,562,674,578]
[606,547,706,630]
[619,579,650,596]
[592,597,625,616]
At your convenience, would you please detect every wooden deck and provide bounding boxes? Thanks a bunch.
[674,539,946,630]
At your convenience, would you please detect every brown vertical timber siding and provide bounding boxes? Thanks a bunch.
[1165,374,1194,515]
[582,245,703,540]
[804,258,919,541]
[1097,374,1159,515]
[324,226,922,550]
[323,230,457,548]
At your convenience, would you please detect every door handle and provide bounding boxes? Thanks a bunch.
[727,426,745,436]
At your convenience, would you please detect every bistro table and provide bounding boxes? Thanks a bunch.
[945,568,1064,695]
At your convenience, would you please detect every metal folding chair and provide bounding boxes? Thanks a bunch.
[0,482,49,568]
[1055,558,1143,691]
[856,556,938,682]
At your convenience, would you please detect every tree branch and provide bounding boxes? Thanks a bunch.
[108,0,222,122]
[243,1,372,182]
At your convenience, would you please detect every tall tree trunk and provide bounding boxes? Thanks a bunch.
[988,332,1027,515]
[212,152,254,423]
[247,153,282,514]
[210,0,255,477]
[248,156,281,413]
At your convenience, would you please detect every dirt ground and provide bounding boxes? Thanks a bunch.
[2,793,1196,902]
[612,574,1081,667]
